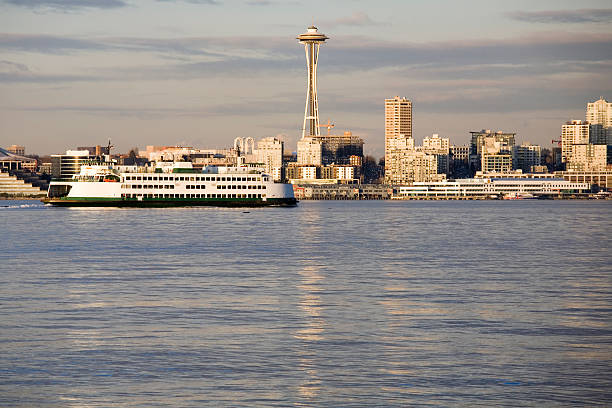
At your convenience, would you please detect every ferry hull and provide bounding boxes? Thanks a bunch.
[42,197,297,207]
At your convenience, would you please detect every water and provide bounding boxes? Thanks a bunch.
[1,199,611,407]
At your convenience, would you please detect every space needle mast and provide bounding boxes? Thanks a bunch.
[297,26,328,139]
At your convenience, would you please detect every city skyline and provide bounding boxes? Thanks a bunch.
[1,0,611,155]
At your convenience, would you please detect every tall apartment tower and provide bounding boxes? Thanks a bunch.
[587,97,612,127]
[384,96,412,179]
[561,120,590,162]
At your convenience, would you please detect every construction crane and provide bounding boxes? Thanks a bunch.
[318,119,335,136]
[551,139,561,147]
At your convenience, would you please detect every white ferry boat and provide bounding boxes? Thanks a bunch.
[43,159,297,207]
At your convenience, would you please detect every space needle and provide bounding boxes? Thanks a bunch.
[297,26,328,139]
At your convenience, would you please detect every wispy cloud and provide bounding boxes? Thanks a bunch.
[0,33,110,53]
[1,0,128,11]
[323,11,382,28]
[0,59,29,72]
[507,9,612,24]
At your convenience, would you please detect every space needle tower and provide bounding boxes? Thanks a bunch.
[297,26,328,138]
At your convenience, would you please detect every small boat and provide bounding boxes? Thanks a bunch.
[503,192,536,200]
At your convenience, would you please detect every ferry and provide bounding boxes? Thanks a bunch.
[42,159,297,207]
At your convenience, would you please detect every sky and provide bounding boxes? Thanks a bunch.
[1,0,611,157]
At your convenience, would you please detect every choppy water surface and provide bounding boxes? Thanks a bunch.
[1,199,611,407]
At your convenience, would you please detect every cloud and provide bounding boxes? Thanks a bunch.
[0,72,98,83]
[323,11,381,28]
[245,0,299,5]
[0,59,29,73]
[0,33,294,57]
[1,31,610,119]
[1,104,205,118]
[2,0,128,11]
[156,0,219,4]
[507,9,612,24]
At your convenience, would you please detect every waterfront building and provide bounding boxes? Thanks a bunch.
[475,168,612,191]
[297,26,328,139]
[51,150,100,180]
[556,170,612,191]
[513,143,542,173]
[474,170,557,179]
[256,137,283,181]
[394,178,590,199]
[287,163,358,184]
[0,147,37,171]
[470,129,516,171]
[561,120,589,163]
[586,97,612,127]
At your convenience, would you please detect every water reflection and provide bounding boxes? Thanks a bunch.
[294,262,325,401]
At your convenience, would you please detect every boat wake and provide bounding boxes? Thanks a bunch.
[0,202,45,209]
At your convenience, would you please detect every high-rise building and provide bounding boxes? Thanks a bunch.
[318,131,364,165]
[385,96,412,179]
[385,96,412,141]
[513,143,542,173]
[481,137,513,173]
[256,137,284,181]
[297,138,323,165]
[422,133,450,175]
[297,26,328,139]
[566,144,607,172]
[587,97,612,127]
[469,130,515,170]
[450,145,470,162]
[385,135,443,184]
[561,120,590,162]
